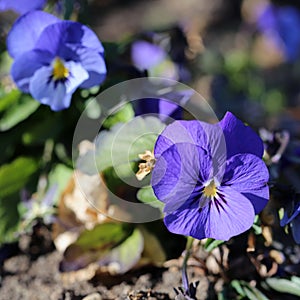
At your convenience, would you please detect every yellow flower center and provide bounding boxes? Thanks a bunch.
[52,57,69,81]
[203,179,217,198]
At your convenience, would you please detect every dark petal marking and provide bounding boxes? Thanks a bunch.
[214,199,221,213]
[208,191,228,214]
[218,192,228,204]
[48,71,72,88]
[215,198,225,212]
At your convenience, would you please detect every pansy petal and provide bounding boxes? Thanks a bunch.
[218,111,264,158]
[134,98,159,117]
[29,66,70,111]
[158,99,182,122]
[257,5,300,61]
[11,49,53,92]
[164,202,206,239]
[7,11,60,58]
[154,120,209,157]
[280,202,300,226]
[205,186,255,240]
[131,40,166,70]
[152,143,211,212]
[72,48,106,88]
[0,0,46,14]
[157,89,193,121]
[291,216,300,244]
[164,186,255,241]
[135,98,181,122]
[223,153,269,214]
[35,21,104,55]
[63,61,89,94]
[154,119,227,179]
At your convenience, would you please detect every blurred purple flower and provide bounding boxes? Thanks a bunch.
[256,4,300,61]
[0,0,46,14]
[131,39,178,80]
[131,40,166,71]
[135,89,193,123]
[280,198,300,244]
[151,112,269,240]
[7,11,106,111]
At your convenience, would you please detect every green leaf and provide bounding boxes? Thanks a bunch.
[225,50,249,73]
[231,280,246,297]
[291,276,300,285]
[0,157,39,199]
[22,112,63,145]
[217,291,228,300]
[83,97,101,119]
[61,222,133,271]
[77,116,165,176]
[0,94,40,131]
[264,90,285,115]
[99,227,144,274]
[103,102,135,129]
[231,280,269,300]
[75,223,131,249]
[243,284,269,300]
[252,223,262,235]
[140,226,166,265]
[63,0,74,19]
[149,58,176,78]
[137,186,164,210]
[0,89,21,112]
[48,164,73,205]
[204,238,224,252]
[0,195,20,244]
[266,278,300,297]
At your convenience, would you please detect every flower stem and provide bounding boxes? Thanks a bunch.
[182,236,194,292]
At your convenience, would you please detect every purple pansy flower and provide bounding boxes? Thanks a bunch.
[151,112,269,241]
[280,197,300,244]
[0,0,46,15]
[256,4,300,61]
[131,39,178,80]
[131,40,166,71]
[7,11,106,111]
[134,89,193,123]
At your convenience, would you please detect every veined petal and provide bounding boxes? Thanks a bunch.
[35,21,104,56]
[154,120,227,180]
[164,202,206,240]
[164,186,255,241]
[11,49,53,92]
[152,143,211,212]
[154,120,209,157]
[205,186,255,240]
[223,153,269,214]
[218,111,264,159]
[7,11,60,58]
